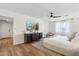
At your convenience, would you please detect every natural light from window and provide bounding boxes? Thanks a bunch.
[55,21,69,34]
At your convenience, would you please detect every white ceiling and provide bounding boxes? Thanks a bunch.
[0,3,79,18]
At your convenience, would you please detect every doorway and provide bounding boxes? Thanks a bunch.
[0,16,13,48]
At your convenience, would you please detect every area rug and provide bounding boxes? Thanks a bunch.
[32,40,62,56]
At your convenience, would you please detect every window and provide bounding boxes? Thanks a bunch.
[55,21,69,34]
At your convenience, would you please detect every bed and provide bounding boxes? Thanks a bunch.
[42,35,75,55]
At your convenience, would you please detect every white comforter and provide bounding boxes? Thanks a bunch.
[43,35,72,55]
[43,35,70,48]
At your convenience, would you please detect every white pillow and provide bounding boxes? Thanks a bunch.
[66,32,77,41]
[71,32,79,43]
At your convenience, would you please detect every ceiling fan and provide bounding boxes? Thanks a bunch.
[49,12,61,18]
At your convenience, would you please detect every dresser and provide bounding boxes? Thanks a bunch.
[24,32,42,43]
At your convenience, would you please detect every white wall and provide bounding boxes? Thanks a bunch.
[49,21,55,34]
[43,21,49,37]
[39,18,50,37]
[70,17,79,33]
[0,21,9,38]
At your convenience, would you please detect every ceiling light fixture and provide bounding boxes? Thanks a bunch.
[49,12,61,18]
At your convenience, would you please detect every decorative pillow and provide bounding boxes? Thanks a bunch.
[71,32,79,43]
[67,32,77,41]
[46,32,54,37]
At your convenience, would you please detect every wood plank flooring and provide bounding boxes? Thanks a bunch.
[0,38,13,48]
[0,38,49,56]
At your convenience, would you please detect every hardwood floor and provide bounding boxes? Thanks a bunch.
[0,38,49,56]
[0,38,13,48]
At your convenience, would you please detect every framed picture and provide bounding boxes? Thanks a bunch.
[26,21,39,32]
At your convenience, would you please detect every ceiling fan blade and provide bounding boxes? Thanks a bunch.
[53,16,61,18]
[48,11,61,19]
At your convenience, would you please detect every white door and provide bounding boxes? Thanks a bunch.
[0,21,13,39]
